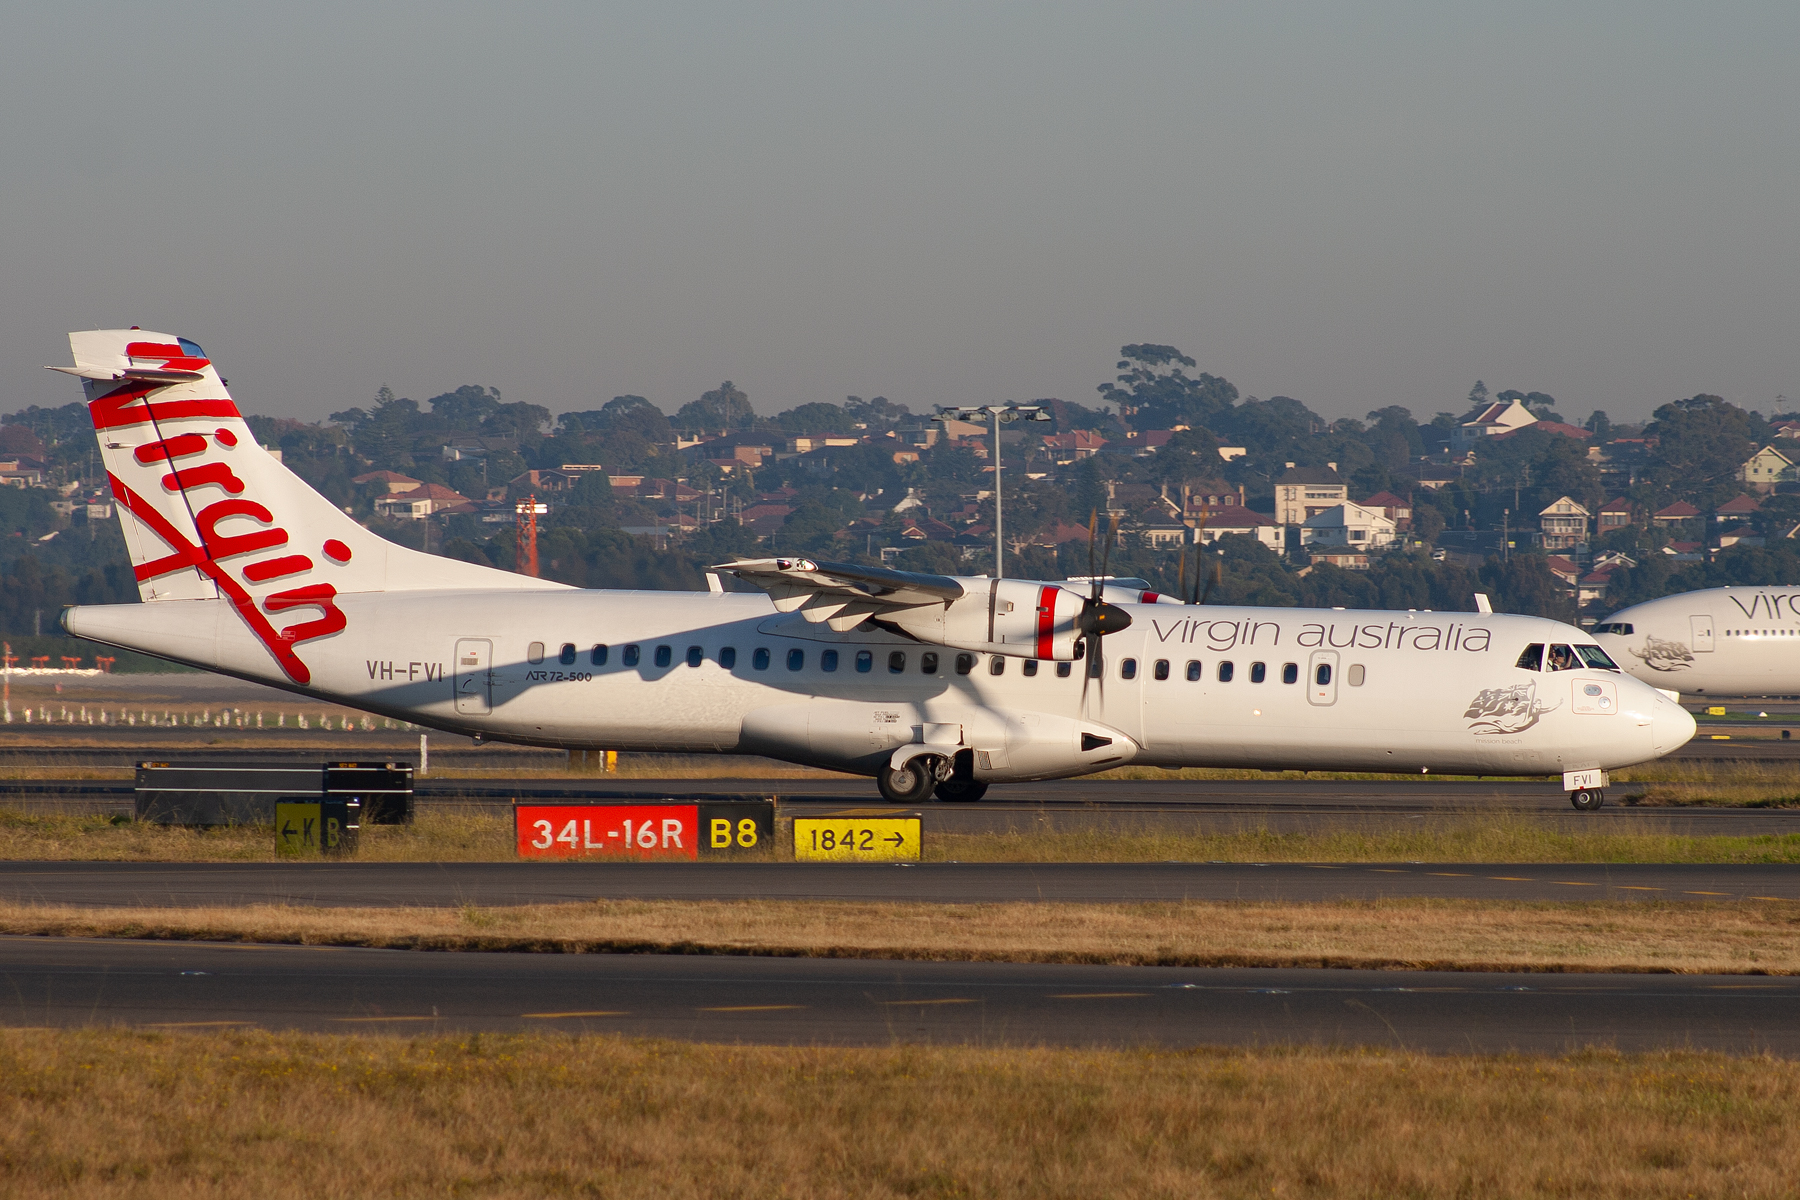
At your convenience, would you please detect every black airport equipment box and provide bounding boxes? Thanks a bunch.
[136,760,414,827]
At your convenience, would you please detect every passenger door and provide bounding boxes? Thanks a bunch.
[1307,650,1339,706]
[454,638,492,715]
[1690,615,1715,654]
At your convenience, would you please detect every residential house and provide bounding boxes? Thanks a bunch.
[0,457,45,488]
[507,468,587,494]
[1409,464,1462,491]
[1538,496,1591,551]
[1178,478,1247,517]
[1597,497,1634,532]
[1663,541,1704,561]
[352,470,424,494]
[1652,500,1701,526]
[1774,420,1800,440]
[1359,491,1413,532]
[1300,502,1397,552]
[1578,566,1621,607]
[1490,420,1592,444]
[373,483,470,520]
[1715,494,1762,524]
[1453,398,1538,448]
[1274,465,1348,525]
[1740,445,1793,492]
[785,436,863,454]
[1192,506,1286,552]
[1040,430,1108,462]
[1545,556,1582,588]
[737,504,793,537]
[1120,506,1185,548]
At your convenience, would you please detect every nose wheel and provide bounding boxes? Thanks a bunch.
[1569,788,1604,811]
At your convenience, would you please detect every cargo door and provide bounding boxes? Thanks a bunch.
[1690,615,1715,653]
[454,638,492,715]
[1307,650,1339,706]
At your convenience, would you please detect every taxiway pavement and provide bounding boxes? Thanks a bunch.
[2,937,1794,1054]
[4,860,1799,907]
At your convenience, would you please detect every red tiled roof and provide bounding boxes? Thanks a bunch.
[1716,494,1763,515]
[1654,501,1701,518]
[1599,496,1633,512]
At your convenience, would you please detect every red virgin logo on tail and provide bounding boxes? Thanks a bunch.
[95,380,346,686]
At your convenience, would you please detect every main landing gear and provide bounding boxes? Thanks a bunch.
[1569,788,1605,812]
[877,752,989,803]
[877,756,942,804]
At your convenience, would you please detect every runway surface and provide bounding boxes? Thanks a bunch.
[5,860,1800,907]
[3,936,1794,1053]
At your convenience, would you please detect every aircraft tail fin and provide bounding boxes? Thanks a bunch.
[53,330,559,683]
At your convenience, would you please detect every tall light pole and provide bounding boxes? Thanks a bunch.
[934,404,1052,582]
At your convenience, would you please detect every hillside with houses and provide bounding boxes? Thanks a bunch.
[5,344,1800,662]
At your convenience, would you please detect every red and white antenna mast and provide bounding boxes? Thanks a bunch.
[514,495,546,577]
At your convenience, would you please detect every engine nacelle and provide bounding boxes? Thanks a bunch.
[886,579,1087,661]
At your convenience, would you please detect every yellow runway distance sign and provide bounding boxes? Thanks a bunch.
[793,817,921,862]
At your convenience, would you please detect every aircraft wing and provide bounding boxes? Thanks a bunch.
[711,557,966,631]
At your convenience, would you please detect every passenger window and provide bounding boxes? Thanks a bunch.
[787,648,804,671]
[821,649,838,672]
[622,644,640,667]
[889,651,906,674]
[654,645,672,668]
[752,648,770,670]
[1154,659,1170,681]
[1056,662,1073,678]
[955,653,975,675]
[1516,643,1544,671]
[1250,662,1266,683]
[559,643,577,666]
[719,647,737,669]
[527,642,545,665]
[1217,661,1234,682]
[591,644,608,667]
[686,646,703,668]
[1348,664,1365,686]
[1282,662,1298,684]
[1546,644,1577,671]
[856,650,873,673]
[1120,658,1137,680]
[990,656,1005,676]
[921,651,939,674]
[1186,661,1202,682]
[1316,663,1332,685]
[1023,660,1039,677]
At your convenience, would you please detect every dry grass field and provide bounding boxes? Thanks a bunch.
[4,896,1798,975]
[8,805,1800,863]
[0,1028,1795,1199]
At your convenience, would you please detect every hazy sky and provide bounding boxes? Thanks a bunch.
[3,3,1797,428]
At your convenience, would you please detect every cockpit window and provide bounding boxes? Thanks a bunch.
[1594,622,1633,635]
[177,337,205,358]
[1575,644,1621,671]
[1546,644,1578,671]
[1515,643,1543,671]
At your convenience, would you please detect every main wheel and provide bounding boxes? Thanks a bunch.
[877,758,939,803]
[934,779,989,803]
[1570,788,1604,811]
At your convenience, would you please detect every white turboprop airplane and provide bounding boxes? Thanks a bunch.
[53,330,1694,810]
[1595,586,1800,697]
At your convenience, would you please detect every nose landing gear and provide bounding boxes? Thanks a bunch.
[1569,788,1604,811]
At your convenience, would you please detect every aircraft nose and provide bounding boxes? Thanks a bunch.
[1651,695,1697,755]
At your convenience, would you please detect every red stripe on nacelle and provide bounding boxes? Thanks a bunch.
[1036,584,1057,660]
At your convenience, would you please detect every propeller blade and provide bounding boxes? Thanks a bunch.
[1175,547,1186,607]
[1199,560,1221,606]
[1086,510,1098,591]
[1098,514,1119,591]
